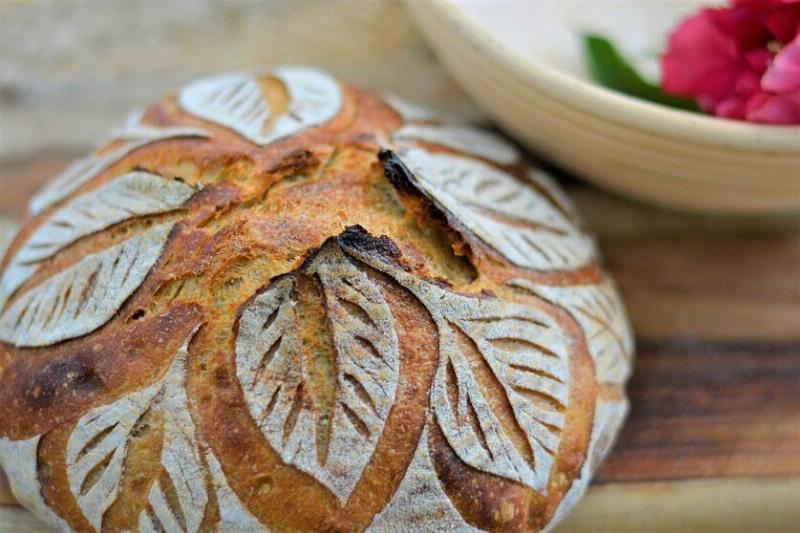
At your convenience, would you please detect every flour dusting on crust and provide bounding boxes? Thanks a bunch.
[367,428,484,532]
[510,278,634,384]
[1,171,196,308]
[0,436,72,532]
[179,66,342,146]
[0,223,174,347]
[235,241,400,503]
[394,148,595,271]
[393,124,519,165]
[29,111,208,215]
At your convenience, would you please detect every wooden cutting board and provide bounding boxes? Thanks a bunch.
[1,156,799,532]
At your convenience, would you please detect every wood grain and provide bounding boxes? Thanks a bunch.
[0,155,798,530]
[597,338,800,482]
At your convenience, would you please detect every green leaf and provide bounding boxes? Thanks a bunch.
[583,34,700,112]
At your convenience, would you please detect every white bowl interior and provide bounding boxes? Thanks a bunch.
[451,0,709,86]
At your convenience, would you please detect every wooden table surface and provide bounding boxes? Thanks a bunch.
[1,155,798,532]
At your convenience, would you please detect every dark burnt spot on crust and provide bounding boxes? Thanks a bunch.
[213,366,233,390]
[295,225,405,272]
[27,355,104,406]
[0,304,202,439]
[428,277,454,289]
[337,225,404,268]
[267,148,319,175]
[378,149,420,195]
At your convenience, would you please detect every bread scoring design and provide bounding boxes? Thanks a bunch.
[509,278,634,384]
[179,66,342,146]
[524,168,583,225]
[386,147,595,270]
[343,234,568,492]
[392,124,520,165]
[366,428,481,532]
[0,223,173,347]
[64,327,261,533]
[65,328,199,531]
[29,111,208,215]
[0,435,72,531]
[0,171,198,308]
[0,69,632,532]
[542,397,629,533]
[136,327,207,533]
[236,240,401,503]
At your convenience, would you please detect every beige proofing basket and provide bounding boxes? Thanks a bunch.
[407,0,800,214]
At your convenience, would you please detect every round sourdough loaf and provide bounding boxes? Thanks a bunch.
[0,67,633,533]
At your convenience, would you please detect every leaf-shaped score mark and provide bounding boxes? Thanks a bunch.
[390,148,595,271]
[0,222,174,347]
[29,111,208,215]
[235,241,400,503]
[392,124,519,165]
[417,283,569,492]
[66,374,164,530]
[179,66,342,146]
[65,328,202,532]
[510,278,633,384]
[524,167,583,226]
[138,335,208,533]
[344,237,571,492]
[0,171,198,308]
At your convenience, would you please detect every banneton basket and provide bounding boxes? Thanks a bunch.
[0,66,632,532]
[408,0,800,214]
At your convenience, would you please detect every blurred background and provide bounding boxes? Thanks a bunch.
[1,1,799,532]
[0,0,476,176]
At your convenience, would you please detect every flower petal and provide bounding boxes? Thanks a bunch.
[662,10,747,100]
[762,34,800,93]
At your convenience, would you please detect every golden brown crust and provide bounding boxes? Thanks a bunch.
[0,68,632,532]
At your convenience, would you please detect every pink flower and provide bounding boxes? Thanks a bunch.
[661,0,800,124]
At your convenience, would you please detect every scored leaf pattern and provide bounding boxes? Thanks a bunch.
[509,278,634,384]
[392,124,519,165]
[179,66,342,146]
[0,436,73,532]
[178,73,269,145]
[366,428,482,533]
[235,241,400,503]
[0,171,197,308]
[138,327,207,533]
[0,222,174,347]
[65,328,208,533]
[345,240,571,493]
[64,326,268,532]
[524,167,583,225]
[29,111,208,215]
[66,373,165,530]
[394,147,595,271]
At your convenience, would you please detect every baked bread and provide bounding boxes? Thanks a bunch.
[0,66,633,532]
